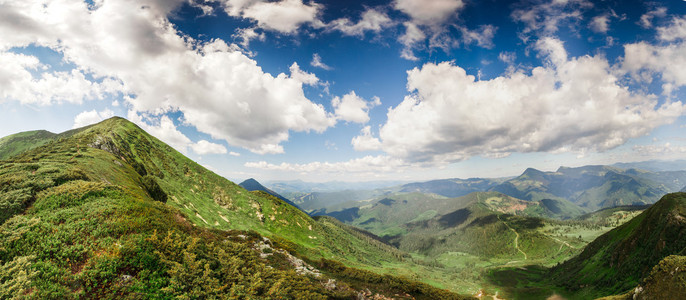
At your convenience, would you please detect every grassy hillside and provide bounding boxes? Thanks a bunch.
[0,130,56,160]
[598,255,686,300]
[549,192,686,298]
[398,178,506,198]
[0,117,467,299]
[575,205,649,227]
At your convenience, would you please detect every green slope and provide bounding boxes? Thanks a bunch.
[0,130,56,160]
[549,192,686,298]
[599,255,686,300]
[0,117,467,299]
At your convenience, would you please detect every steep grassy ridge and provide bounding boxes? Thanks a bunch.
[0,118,467,299]
[550,192,686,298]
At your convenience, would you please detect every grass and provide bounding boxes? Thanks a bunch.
[0,117,469,299]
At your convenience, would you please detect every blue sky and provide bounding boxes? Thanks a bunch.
[1,0,686,182]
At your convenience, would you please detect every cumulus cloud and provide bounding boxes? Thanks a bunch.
[289,62,319,86]
[127,111,193,154]
[245,155,406,174]
[0,0,335,155]
[329,8,393,37]
[623,16,686,92]
[190,140,229,155]
[221,0,322,34]
[0,51,122,105]
[310,53,331,70]
[375,38,685,164]
[73,109,115,128]
[332,92,381,124]
[657,16,686,42]
[511,0,592,40]
[351,126,382,151]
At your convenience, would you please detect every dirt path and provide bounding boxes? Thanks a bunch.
[499,215,527,261]
[550,236,576,251]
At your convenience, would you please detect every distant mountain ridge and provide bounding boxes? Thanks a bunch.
[288,164,686,216]
[239,178,301,209]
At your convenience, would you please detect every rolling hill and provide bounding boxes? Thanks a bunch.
[0,117,466,299]
[321,191,611,268]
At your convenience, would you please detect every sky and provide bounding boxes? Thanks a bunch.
[1,0,686,183]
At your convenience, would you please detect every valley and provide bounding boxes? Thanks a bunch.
[0,118,684,299]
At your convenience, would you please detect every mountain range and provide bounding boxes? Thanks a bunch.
[292,164,686,216]
[1,117,684,299]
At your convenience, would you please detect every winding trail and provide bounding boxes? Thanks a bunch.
[499,215,527,261]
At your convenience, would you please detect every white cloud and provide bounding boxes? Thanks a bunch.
[289,62,319,86]
[222,0,321,34]
[394,0,464,26]
[623,16,686,91]
[329,8,393,37]
[589,15,610,33]
[399,22,425,61]
[310,53,331,70]
[0,0,336,155]
[639,7,667,28]
[229,151,241,156]
[632,143,686,157]
[351,126,382,151]
[394,0,494,60]
[375,38,686,164]
[458,25,496,49]
[127,111,193,154]
[657,16,686,42]
[0,51,122,105]
[190,140,228,155]
[511,0,592,40]
[245,155,406,174]
[73,109,114,128]
[498,51,516,64]
[234,26,265,48]
[332,91,381,123]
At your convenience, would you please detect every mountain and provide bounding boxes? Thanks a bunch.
[549,192,686,298]
[238,178,301,209]
[266,180,407,194]
[490,165,686,211]
[0,117,466,299]
[0,130,56,160]
[398,178,507,198]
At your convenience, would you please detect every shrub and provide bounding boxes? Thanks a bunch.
[141,175,167,203]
